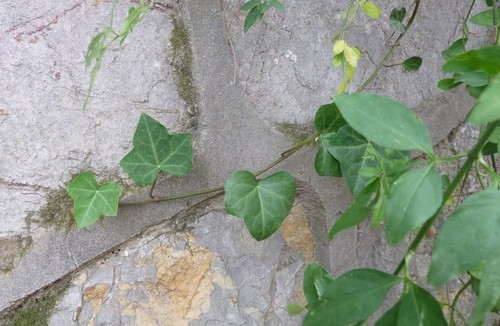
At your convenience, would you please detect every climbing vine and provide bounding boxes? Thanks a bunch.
[70,0,500,324]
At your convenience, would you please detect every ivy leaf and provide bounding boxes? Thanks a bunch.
[315,134,342,177]
[441,37,468,60]
[385,164,442,246]
[66,172,122,228]
[402,56,422,73]
[335,93,433,155]
[303,269,401,326]
[470,256,500,325]
[389,7,407,33]
[361,1,382,19]
[314,103,346,134]
[376,283,447,325]
[437,78,462,90]
[224,170,296,240]
[120,113,193,187]
[303,263,334,307]
[329,178,379,240]
[428,190,500,286]
[466,74,500,125]
[443,46,500,76]
[470,8,499,27]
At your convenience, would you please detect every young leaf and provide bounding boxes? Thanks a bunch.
[333,40,346,55]
[66,172,122,228]
[371,185,386,228]
[329,178,379,240]
[402,56,422,73]
[376,283,447,325]
[470,256,500,325]
[428,190,500,286]
[389,7,407,33]
[385,164,442,246]
[454,71,490,87]
[466,74,500,125]
[224,170,296,240]
[286,303,305,315]
[240,0,260,11]
[315,134,342,177]
[118,3,151,46]
[335,93,433,155]
[443,46,500,75]
[437,78,462,90]
[344,46,359,68]
[314,103,346,134]
[302,269,401,326]
[303,263,334,307]
[268,0,285,11]
[244,6,260,32]
[470,8,499,26]
[361,1,382,19]
[441,37,468,60]
[120,113,193,186]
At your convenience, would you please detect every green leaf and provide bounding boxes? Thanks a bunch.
[371,185,387,228]
[244,6,260,32]
[224,171,296,240]
[240,0,260,10]
[428,190,500,286]
[466,85,488,99]
[454,71,490,87]
[470,256,500,325]
[402,56,422,72]
[303,263,334,307]
[361,1,382,19]
[118,3,150,46]
[441,37,468,60]
[385,164,442,245]
[303,269,401,326]
[470,8,499,26]
[66,172,122,228]
[467,74,500,125]
[389,7,407,33]
[437,78,463,90]
[443,46,500,75]
[286,303,305,315]
[268,0,285,11]
[120,113,193,186]
[314,103,346,134]
[329,179,379,240]
[486,0,494,6]
[315,134,342,177]
[335,93,433,155]
[376,283,446,325]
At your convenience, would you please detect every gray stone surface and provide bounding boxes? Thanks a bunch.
[0,0,491,324]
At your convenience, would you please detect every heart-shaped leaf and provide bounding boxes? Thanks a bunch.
[66,172,122,228]
[402,56,422,73]
[224,170,296,240]
[120,113,192,187]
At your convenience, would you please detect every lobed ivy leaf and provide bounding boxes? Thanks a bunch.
[328,178,379,240]
[441,37,468,60]
[402,56,422,73]
[376,282,447,326]
[120,113,192,187]
[224,170,296,241]
[335,93,433,155]
[470,8,499,27]
[385,164,442,246]
[315,134,342,177]
[303,263,334,308]
[314,103,346,134]
[389,7,407,33]
[428,190,500,286]
[470,256,500,325]
[66,172,122,228]
[303,269,401,326]
[443,46,500,76]
[466,74,500,125]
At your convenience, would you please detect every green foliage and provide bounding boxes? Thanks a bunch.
[467,74,500,125]
[389,7,407,33]
[361,1,381,19]
[402,56,422,72]
[241,0,285,32]
[120,113,193,186]
[314,103,345,176]
[470,7,499,26]
[66,172,121,228]
[443,46,500,75]
[441,37,468,60]
[302,268,401,326]
[224,170,296,240]
[303,263,334,307]
[470,256,500,325]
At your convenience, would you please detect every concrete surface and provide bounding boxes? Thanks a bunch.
[0,0,491,324]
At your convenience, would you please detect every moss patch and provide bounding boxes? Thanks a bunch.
[0,281,68,326]
[275,122,315,144]
[0,235,32,273]
[170,17,199,129]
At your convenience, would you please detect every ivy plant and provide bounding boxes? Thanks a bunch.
[66,0,500,324]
